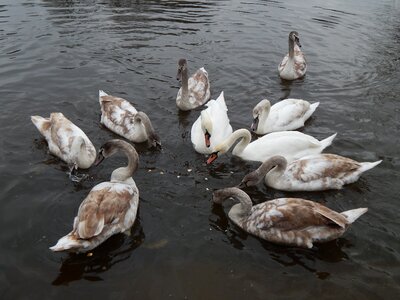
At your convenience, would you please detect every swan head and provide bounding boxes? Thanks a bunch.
[206,142,229,164]
[134,112,161,149]
[289,31,301,48]
[176,58,187,81]
[201,110,213,148]
[251,99,271,132]
[94,139,123,166]
[237,171,260,189]
[212,187,252,217]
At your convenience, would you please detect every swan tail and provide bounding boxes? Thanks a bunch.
[320,133,337,151]
[99,90,108,105]
[49,233,83,252]
[215,91,227,111]
[31,115,51,137]
[359,160,382,173]
[308,102,320,114]
[341,208,368,224]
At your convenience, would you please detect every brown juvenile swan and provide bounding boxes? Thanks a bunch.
[99,90,161,148]
[176,58,210,111]
[50,140,140,253]
[212,187,367,248]
[278,31,307,80]
[238,154,382,191]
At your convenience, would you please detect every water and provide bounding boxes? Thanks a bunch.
[1,0,399,298]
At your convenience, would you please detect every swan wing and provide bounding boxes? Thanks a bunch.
[75,182,138,239]
[289,154,360,182]
[247,198,347,231]
[188,67,210,106]
[272,99,310,128]
[207,92,233,145]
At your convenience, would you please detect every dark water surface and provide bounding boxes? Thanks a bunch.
[1,0,399,299]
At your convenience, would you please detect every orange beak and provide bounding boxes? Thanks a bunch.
[207,152,218,164]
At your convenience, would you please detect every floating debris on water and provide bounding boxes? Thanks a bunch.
[143,238,168,249]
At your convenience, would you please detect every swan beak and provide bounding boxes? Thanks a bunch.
[94,152,105,166]
[295,37,302,48]
[251,116,259,132]
[236,181,246,189]
[176,69,182,81]
[207,152,218,164]
[204,131,211,148]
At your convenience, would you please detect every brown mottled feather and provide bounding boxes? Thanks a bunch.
[75,186,133,239]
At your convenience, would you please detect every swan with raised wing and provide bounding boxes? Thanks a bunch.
[191,91,232,154]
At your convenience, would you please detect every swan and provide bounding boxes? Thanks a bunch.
[31,112,96,170]
[50,140,140,253]
[99,90,161,148]
[251,99,319,134]
[213,187,368,248]
[206,129,336,164]
[238,154,382,191]
[191,91,233,154]
[278,31,307,80]
[176,58,211,110]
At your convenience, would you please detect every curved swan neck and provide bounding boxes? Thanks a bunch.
[138,112,156,137]
[110,142,139,182]
[213,187,252,215]
[289,38,295,58]
[259,101,271,125]
[258,156,287,178]
[71,137,88,162]
[226,129,251,155]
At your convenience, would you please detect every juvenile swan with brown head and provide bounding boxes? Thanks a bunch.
[99,90,161,148]
[238,154,382,191]
[50,140,140,253]
[213,187,367,248]
[278,31,307,80]
[176,58,211,110]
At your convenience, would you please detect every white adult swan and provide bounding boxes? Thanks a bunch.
[251,99,319,134]
[206,129,336,164]
[238,154,382,191]
[278,31,307,80]
[213,187,368,248]
[176,58,211,110]
[99,90,161,148]
[50,140,140,253]
[191,91,233,154]
[31,112,96,170]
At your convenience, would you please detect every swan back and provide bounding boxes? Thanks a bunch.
[31,112,96,169]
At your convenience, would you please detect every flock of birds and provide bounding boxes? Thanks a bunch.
[31,31,381,253]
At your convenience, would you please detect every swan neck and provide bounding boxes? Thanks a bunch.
[259,156,287,178]
[181,67,189,98]
[228,188,252,215]
[111,143,139,181]
[71,137,88,163]
[231,129,251,156]
[289,38,295,58]
[259,104,270,125]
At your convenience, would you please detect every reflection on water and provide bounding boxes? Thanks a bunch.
[0,0,399,298]
[52,221,145,286]
[209,200,350,280]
